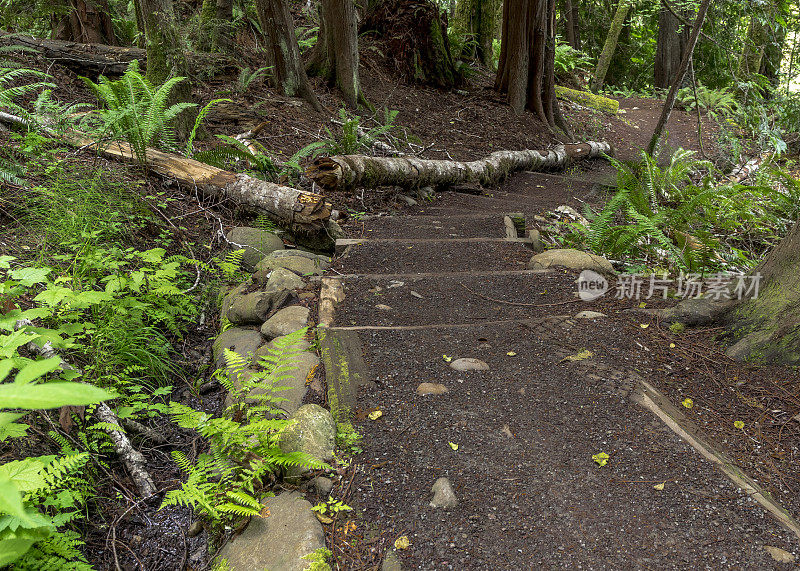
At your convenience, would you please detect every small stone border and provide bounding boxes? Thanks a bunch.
[209,227,341,571]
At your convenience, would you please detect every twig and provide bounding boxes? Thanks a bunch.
[459,282,579,307]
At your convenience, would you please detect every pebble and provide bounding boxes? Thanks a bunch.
[376,304,392,311]
[430,477,458,508]
[187,521,204,537]
[574,310,607,319]
[449,357,489,371]
[410,291,424,299]
[416,383,448,395]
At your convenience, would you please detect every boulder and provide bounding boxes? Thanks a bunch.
[215,491,325,571]
[528,248,614,275]
[280,404,336,480]
[263,266,305,292]
[297,220,345,253]
[255,252,329,279]
[252,338,319,415]
[224,288,290,325]
[261,306,311,339]
[212,327,263,369]
[226,227,284,270]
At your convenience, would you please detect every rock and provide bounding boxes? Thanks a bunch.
[764,546,795,563]
[410,291,423,299]
[212,327,263,369]
[227,227,284,270]
[528,249,614,275]
[224,288,290,325]
[261,306,311,339]
[375,304,392,311]
[263,266,305,291]
[297,220,344,253]
[417,186,435,201]
[416,383,448,395]
[280,404,336,480]
[215,491,325,571]
[187,520,203,538]
[503,215,519,238]
[399,194,418,206]
[661,296,735,326]
[382,550,403,571]
[251,337,319,415]
[254,252,330,278]
[310,476,333,496]
[449,358,489,371]
[574,310,607,319]
[527,228,544,253]
[430,477,458,508]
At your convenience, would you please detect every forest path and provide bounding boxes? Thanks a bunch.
[322,157,800,568]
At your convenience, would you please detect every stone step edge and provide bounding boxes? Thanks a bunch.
[311,269,551,281]
[335,236,534,255]
[633,378,800,542]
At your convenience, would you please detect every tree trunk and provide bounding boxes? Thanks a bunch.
[212,0,234,52]
[738,15,769,79]
[51,0,116,45]
[563,0,580,50]
[759,20,785,89]
[654,3,690,89]
[454,0,498,66]
[308,0,360,107]
[255,0,322,110]
[590,0,631,92]
[722,220,800,364]
[361,0,462,88]
[495,0,568,134]
[138,0,194,137]
[647,0,711,156]
[198,0,216,51]
[306,141,612,191]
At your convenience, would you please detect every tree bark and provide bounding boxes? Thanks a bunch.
[212,0,234,52]
[590,0,631,92]
[647,0,711,156]
[654,3,690,89]
[308,0,360,107]
[495,0,567,135]
[255,0,322,110]
[738,15,769,79]
[454,0,499,66]
[563,0,580,50]
[51,0,116,45]
[306,141,612,191]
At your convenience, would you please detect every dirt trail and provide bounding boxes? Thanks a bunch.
[322,108,800,569]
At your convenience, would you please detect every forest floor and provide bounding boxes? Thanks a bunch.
[1,43,799,570]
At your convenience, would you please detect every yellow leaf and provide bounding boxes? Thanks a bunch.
[682,398,694,409]
[560,349,594,363]
[653,482,665,491]
[442,354,452,362]
[669,343,676,348]
[395,535,411,550]
[507,351,517,357]
[315,513,334,524]
[640,323,649,329]
[448,442,459,451]
[734,420,745,429]
[592,452,609,467]
[639,302,647,308]
[368,410,383,421]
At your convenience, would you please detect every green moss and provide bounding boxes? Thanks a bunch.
[555,85,619,115]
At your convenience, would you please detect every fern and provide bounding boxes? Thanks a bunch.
[0,66,54,119]
[185,98,231,157]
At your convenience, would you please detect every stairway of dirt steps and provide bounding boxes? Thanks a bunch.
[322,170,800,569]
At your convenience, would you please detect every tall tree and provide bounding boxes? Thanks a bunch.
[590,0,631,92]
[308,0,360,107]
[647,0,711,155]
[52,0,116,44]
[563,0,580,50]
[135,0,194,136]
[255,0,322,110]
[654,2,690,89]
[212,0,233,52]
[494,0,569,134]
[454,0,499,67]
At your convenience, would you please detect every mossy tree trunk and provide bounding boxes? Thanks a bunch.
[308,0,360,107]
[453,0,499,67]
[138,0,194,138]
[255,0,322,110]
[590,0,631,92]
[723,221,800,364]
[495,0,569,135]
[212,0,234,52]
[738,15,769,79]
[654,4,690,89]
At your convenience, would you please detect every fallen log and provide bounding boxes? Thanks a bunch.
[0,33,234,76]
[727,152,771,185]
[0,112,332,239]
[306,141,613,192]
[555,86,620,115]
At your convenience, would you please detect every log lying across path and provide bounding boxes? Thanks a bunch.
[0,33,234,76]
[306,141,613,192]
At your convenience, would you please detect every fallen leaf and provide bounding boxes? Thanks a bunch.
[316,513,334,524]
[448,442,459,451]
[506,351,517,357]
[560,349,594,363]
[653,482,665,491]
[395,536,411,550]
[640,323,649,329]
[442,354,452,362]
[592,452,609,467]
[368,410,383,421]
[638,302,646,308]
[682,398,694,409]
[734,420,745,429]
[669,343,676,348]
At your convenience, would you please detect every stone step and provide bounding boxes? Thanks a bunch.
[332,271,582,327]
[332,237,533,275]
[344,213,509,239]
[335,236,532,255]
